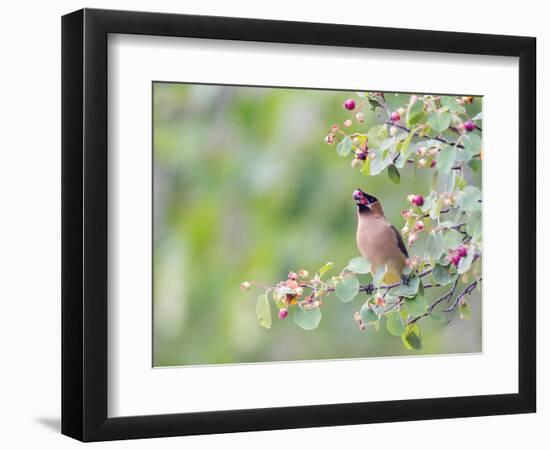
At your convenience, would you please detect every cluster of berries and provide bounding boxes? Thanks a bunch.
[276,270,312,320]
[342,99,365,123]
[449,245,469,267]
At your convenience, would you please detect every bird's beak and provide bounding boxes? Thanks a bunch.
[353,188,368,205]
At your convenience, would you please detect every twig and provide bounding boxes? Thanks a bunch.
[407,278,460,325]
[444,277,482,313]
[382,121,465,149]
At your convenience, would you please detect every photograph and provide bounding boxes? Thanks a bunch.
[153,83,483,367]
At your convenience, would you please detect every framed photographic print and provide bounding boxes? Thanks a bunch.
[61,8,536,442]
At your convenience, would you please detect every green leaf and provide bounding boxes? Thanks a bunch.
[458,186,482,212]
[367,124,389,148]
[431,263,453,286]
[421,191,438,213]
[459,301,472,320]
[360,154,371,175]
[457,250,475,274]
[373,266,387,287]
[440,96,465,113]
[369,148,392,176]
[346,256,372,274]
[386,310,405,336]
[400,129,417,159]
[401,324,422,350]
[406,101,426,128]
[318,262,334,276]
[425,231,444,261]
[393,275,420,298]
[335,274,360,303]
[381,137,395,151]
[387,164,401,184]
[256,295,272,329]
[293,307,322,330]
[471,111,482,121]
[436,146,457,174]
[467,159,481,172]
[404,294,428,316]
[444,229,464,249]
[336,136,353,157]
[444,170,456,193]
[466,210,482,242]
[463,133,481,155]
[427,112,451,133]
[360,302,379,325]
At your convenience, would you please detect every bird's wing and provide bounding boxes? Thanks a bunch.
[390,225,409,258]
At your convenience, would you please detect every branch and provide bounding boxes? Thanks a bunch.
[407,278,460,325]
[444,277,482,313]
[382,120,465,149]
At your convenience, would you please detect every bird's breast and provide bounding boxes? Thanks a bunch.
[356,217,402,267]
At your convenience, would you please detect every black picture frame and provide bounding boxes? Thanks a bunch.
[62,8,536,442]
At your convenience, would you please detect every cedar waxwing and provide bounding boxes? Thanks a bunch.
[353,188,409,285]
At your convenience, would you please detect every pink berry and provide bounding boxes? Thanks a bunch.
[288,271,298,281]
[430,159,436,168]
[457,245,468,257]
[390,111,400,122]
[411,195,424,207]
[450,254,461,267]
[343,99,356,111]
[331,124,339,132]
[414,221,424,231]
[325,134,335,145]
[278,308,289,320]
[356,151,367,160]
[464,120,476,132]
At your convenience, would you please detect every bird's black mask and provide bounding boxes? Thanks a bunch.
[352,188,378,213]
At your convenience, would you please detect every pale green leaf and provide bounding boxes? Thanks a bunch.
[345,257,372,274]
[427,112,451,133]
[318,262,334,276]
[293,307,322,330]
[459,301,472,320]
[444,229,464,249]
[386,310,405,336]
[335,274,360,303]
[431,263,454,286]
[337,136,353,157]
[360,302,378,325]
[458,186,482,212]
[387,164,401,184]
[425,231,444,261]
[436,146,457,174]
[256,294,272,329]
[404,294,428,317]
[393,275,420,298]
[457,250,475,274]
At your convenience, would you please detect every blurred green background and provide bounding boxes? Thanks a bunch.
[153,83,482,367]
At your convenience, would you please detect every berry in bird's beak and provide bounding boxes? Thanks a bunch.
[353,189,365,202]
